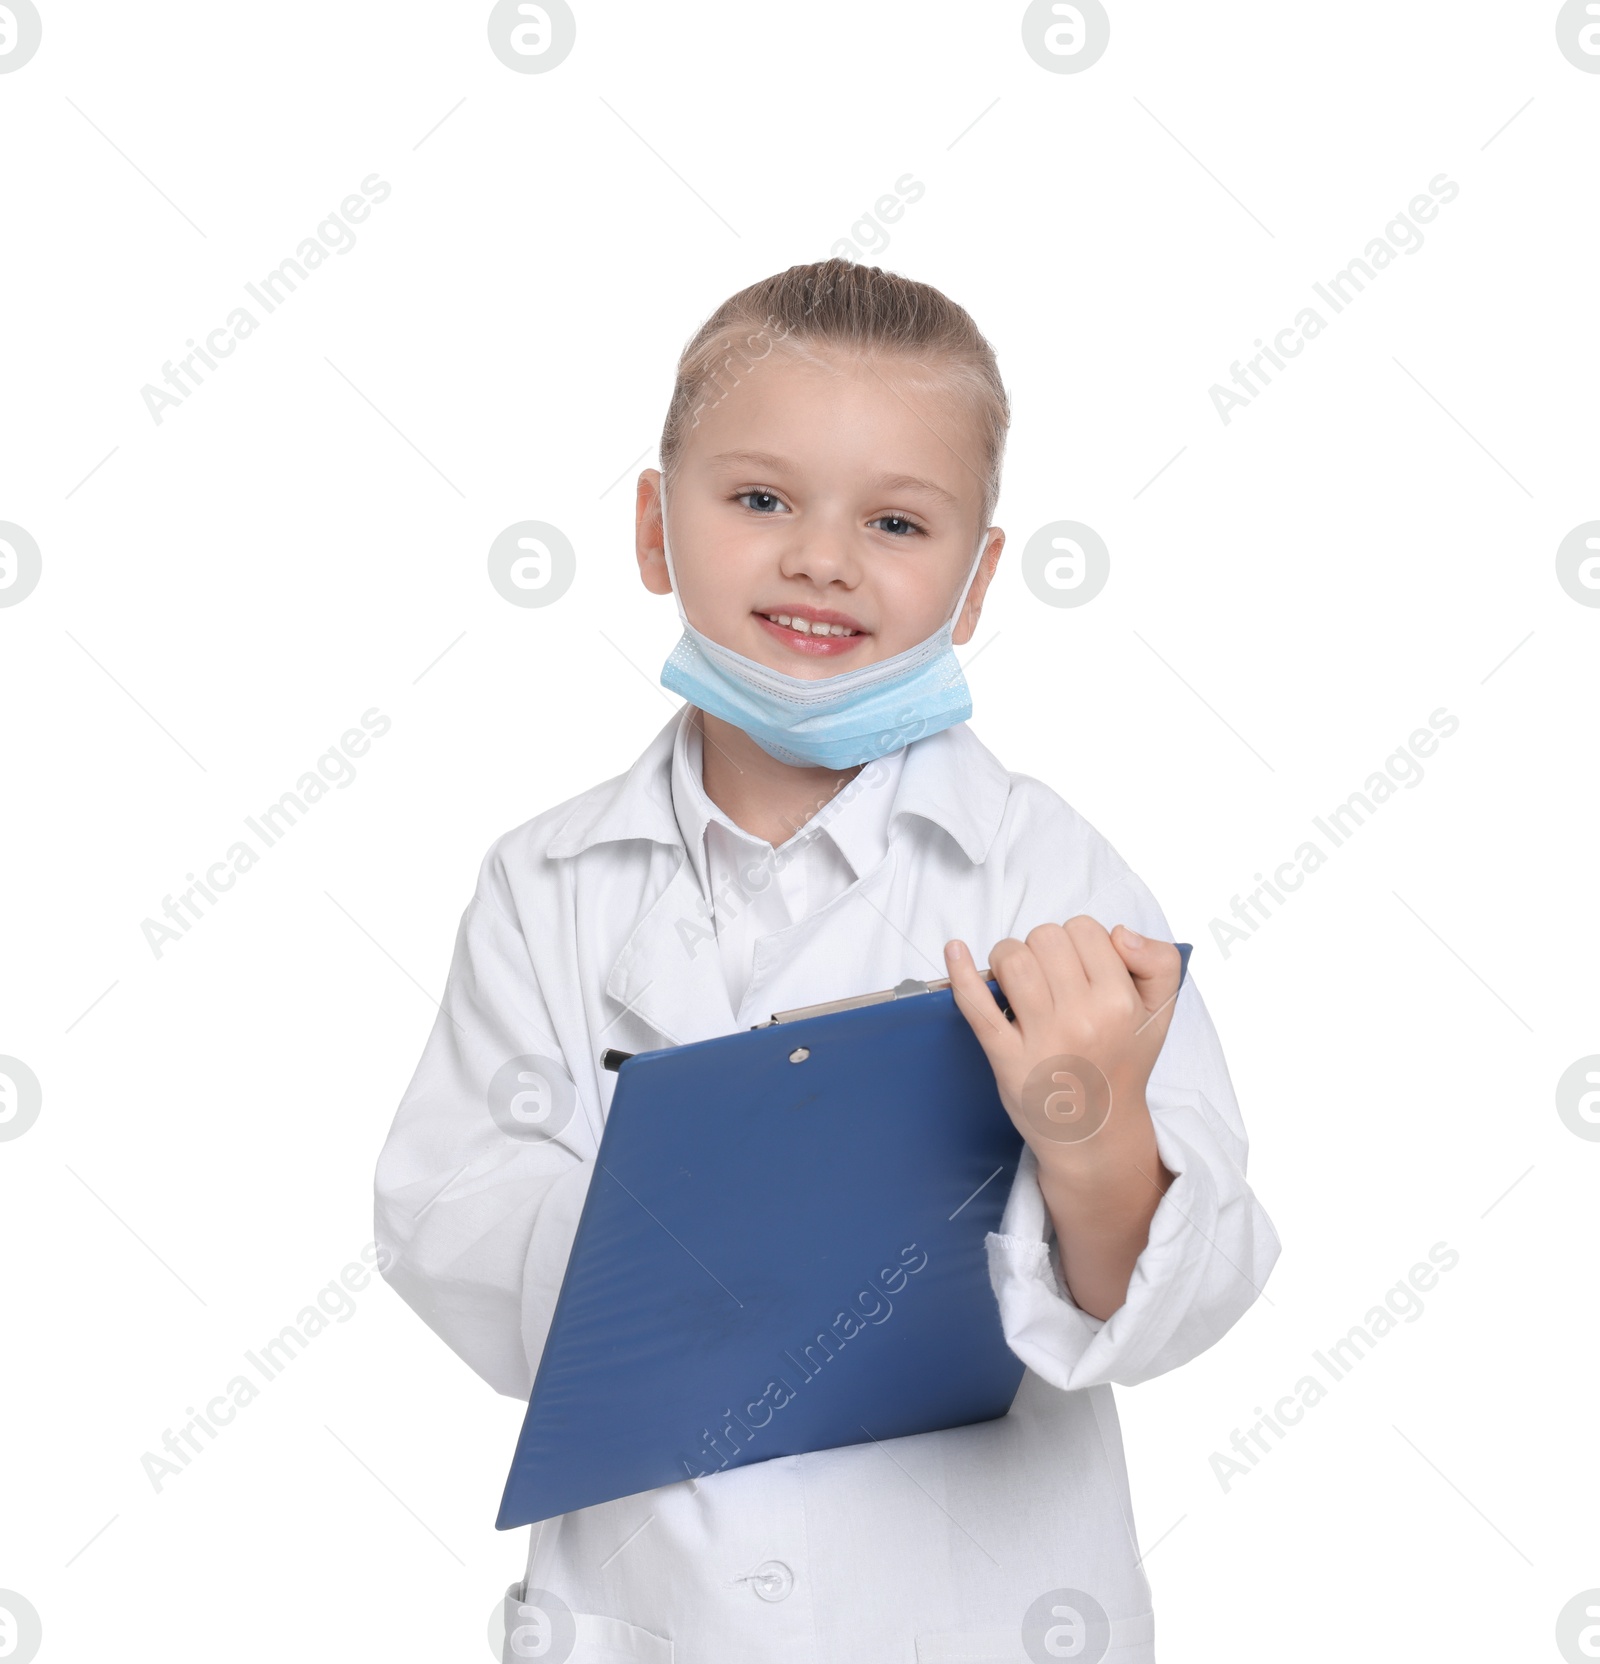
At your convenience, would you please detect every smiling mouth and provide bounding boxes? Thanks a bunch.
[756,611,863,638]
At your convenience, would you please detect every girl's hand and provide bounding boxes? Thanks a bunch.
[942,919,1183,1167]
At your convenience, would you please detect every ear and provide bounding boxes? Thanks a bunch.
[636,469,672,596]
[952,530,1004,646]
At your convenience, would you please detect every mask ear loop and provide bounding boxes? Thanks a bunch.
[658,489,692,628]
[945,528,992,635]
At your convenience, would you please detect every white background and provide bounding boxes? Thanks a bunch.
[2,2,1597,1659]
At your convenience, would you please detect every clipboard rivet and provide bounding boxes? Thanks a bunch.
[788,1046,810,1064]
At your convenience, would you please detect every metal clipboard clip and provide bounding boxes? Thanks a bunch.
[600,969,1007,1072]
[749,968,1008,1028]
[600,943,1190,1070]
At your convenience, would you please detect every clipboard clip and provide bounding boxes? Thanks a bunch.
[749,969,1007,1029]
[600,945,1190,1069]
[600,971,1003,1072]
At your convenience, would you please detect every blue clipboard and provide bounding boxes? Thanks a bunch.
[495,944,1193,1529]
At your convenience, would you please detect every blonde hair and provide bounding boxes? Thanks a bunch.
[659,257,1009,534]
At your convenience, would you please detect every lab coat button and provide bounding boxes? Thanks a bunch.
[748,1559,794,1601]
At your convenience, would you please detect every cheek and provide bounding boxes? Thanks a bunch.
[676,544,755,628]
[875,563,958,651]
[682,582,751,643]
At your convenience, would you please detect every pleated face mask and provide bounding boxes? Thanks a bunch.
[657,499,990,770]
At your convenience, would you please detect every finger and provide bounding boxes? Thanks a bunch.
[1023,920,1088,1013]
[1062,916,1127,991]
[943,939,1020,1062]
[986,936,1054,1038]
[1109,924,1184,1019]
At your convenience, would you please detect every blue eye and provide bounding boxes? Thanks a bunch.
[732,493,924,536]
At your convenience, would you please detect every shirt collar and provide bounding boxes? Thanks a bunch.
[545,703,1010,866]
[668,710,906,896]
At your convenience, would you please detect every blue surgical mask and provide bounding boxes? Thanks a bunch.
[657,500,991,770]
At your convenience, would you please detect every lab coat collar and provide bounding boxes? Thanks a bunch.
[546,704,1009,867]
[563,705,1010,1047]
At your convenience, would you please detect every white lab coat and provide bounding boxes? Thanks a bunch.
[374,706,1281,1663]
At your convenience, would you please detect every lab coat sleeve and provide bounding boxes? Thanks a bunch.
[984,860,1282,1391]
[373,844,596,1401]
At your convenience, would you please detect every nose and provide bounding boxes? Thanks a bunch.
[777,524,861,590]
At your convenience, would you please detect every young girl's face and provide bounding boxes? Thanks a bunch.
[639,347,1001,680]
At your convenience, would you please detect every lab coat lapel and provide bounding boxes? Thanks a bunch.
[604,850,740,1048]
[744,853,931,1017]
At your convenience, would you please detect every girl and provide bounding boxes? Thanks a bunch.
[374,258,1279,1663]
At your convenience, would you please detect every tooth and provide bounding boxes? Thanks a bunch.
[764,612,858,636]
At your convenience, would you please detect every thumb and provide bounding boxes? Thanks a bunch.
[1111,924,1183,1016]
[943,939,1017,1061]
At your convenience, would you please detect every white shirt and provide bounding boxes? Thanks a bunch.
[373,704,1281,1663]
[670,709,906,1010]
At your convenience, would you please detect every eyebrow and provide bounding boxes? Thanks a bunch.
[705,450,964,513]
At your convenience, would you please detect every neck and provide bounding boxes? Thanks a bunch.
[695,709,863,846]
